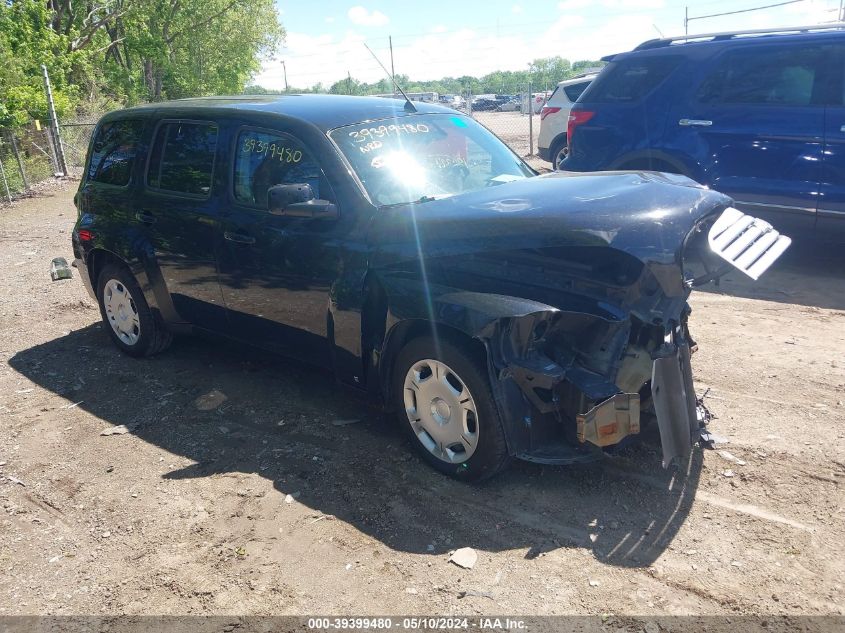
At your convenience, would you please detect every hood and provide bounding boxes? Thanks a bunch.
[368,171,733,298]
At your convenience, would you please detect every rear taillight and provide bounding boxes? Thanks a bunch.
[540,106,561,121]
[567,110,595,149]
[77,229,94,242]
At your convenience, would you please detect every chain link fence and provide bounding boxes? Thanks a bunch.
[0,125,60,203]
[0,115,97,206]
[425,83,549,163]
[58,115,98,177]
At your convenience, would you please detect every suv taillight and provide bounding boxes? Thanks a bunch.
[567,110,595,150]
[540,106,561,121]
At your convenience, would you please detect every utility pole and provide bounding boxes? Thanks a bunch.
[840,0,844,22]
[389,35,396,96]
[41,64,67,177]
[684,6,688,35]
[282,60,288,92]
[347,71,352,95]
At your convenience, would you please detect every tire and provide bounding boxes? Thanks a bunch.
[392,336,511,481]
[96,263,172,357]
[549,137,568,171]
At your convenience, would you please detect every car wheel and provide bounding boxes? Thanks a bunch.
[550,137,568,170]
[96,263,172,357]
[393,336,511,481]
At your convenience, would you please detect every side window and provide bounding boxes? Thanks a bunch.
[563,81,591,103]
[233,129,332,208]
[697,46,826,106]
[87,120,143,186]
[147,121,218,196]
[584,55,681,103]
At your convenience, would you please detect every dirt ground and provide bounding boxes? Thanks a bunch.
[0,183,843,617]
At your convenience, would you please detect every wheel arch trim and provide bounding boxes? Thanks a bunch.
[609,149,696,180]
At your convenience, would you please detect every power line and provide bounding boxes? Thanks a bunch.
[686,0,808,33]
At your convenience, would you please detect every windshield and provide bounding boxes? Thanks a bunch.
[329,113,533,207]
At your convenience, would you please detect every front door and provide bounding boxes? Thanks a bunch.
[216,127,344,366]
[817,46,845,240]
[135,119,228,331]
[669,42,831,236]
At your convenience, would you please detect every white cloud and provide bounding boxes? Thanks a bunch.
[255,0,829,91]
[512,4,524,14]
[347,6,390,27]
[325,16,336,23]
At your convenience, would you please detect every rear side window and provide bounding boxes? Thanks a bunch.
[563,81,591,102]
[233,129,331,208]
[147,121,218,197]
[697,45,826,106]
[87,120,143,186]
[584,56,681,103]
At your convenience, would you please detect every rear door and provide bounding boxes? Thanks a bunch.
[77,118,146,249]
[669,42,830,235]
[135,119,228,331]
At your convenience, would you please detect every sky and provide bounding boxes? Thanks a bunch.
[253,0,842,90]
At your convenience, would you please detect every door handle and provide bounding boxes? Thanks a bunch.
[679,118,713,127]
[135,212,157,225]
[224,231,256,245]
[839,125,845,133]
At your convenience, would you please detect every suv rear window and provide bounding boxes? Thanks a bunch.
[147,121,218,197]
[87,120,143,186]
[697,45,827,106]
[583,56,681,103]
[563,81,591,102]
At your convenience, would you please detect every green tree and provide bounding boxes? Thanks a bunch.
[0,0,284,127]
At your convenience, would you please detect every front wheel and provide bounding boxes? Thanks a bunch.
[96,263,172,357]
[393,336,511,481]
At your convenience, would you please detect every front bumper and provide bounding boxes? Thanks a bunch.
[651,332,700,467]
[500,324,701,468]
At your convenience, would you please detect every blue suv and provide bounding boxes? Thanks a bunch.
[563,26,845,239]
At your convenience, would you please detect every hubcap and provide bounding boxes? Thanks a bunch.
[403,359,479,464]
[103,279,141,346]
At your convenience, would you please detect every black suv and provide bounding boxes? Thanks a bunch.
[72,94,787,480]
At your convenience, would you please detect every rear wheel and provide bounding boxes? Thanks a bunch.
[96,263,172,357]
[393,336,511,481]
[550,137,568,170]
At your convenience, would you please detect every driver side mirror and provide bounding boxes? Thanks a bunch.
[267,183,338,219]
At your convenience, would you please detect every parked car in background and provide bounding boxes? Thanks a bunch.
[471,96,500,111]
[538,72,598,169]
[496,95,521,111]
[522,90,551,114]
[564,25,845,239]
[438,94,465,109]
[72,94,790,481]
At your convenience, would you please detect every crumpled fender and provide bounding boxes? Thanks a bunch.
[378,276,621,456]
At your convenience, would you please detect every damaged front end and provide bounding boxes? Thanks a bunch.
[370,171,791,468]
[477,205,791,468]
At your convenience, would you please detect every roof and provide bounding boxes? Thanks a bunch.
[634,23,845,51]
[112,94,454,132]
[603,24,845,61]
[556,72,600,87]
